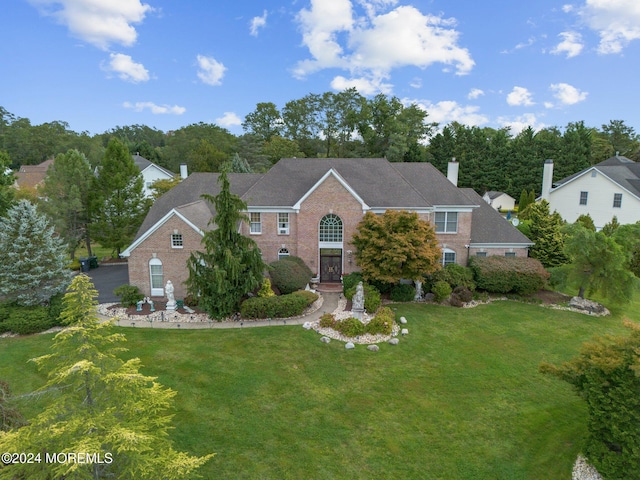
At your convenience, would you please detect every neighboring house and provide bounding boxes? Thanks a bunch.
[121,158,533,299]
[132,154,176,197]
[482,191,515,211]
[541,155,640,229]
[13,158,54,191]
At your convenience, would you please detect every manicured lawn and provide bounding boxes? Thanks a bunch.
[1,295,637,479]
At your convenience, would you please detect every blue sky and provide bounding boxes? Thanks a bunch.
[2,0,639,137]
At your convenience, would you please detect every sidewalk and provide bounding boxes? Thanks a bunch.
[99,292,341,330]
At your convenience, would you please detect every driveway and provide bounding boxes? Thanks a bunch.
[87,264,129,304]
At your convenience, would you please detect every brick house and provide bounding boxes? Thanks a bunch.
[121,158,532,298]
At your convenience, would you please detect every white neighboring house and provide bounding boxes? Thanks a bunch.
[482,191,515,211]
[133,154,176,198]
[541,155,640,229]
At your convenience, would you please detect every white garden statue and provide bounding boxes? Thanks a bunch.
[165,280,176,310]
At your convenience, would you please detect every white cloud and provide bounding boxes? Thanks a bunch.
[506,86,535,106]
[196,55,226,86]
[549,82,588,105]
[250,10,267,36]
[294,2,474,81]
[216,112,242,127]
[105,53,149,83]
[497,113,546,135]
[467,88,484,100]
[123,101,186,115]
[551,31,584,58]
[578,0,640,54]
[28,0,152,50]
[330,75,393,95]
[412,99,489,127]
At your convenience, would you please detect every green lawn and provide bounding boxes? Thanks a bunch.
[1,295,637,479]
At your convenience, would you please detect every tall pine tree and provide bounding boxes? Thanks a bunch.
[92,138,149,256]
[0,200,71,306]
[186,167,266,319]
[0,275,213,479]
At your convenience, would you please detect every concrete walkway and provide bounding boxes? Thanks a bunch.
[100,292,341,330]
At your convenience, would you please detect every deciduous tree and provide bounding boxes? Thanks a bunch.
[0,200,71,306]
[0,275,213,479]
[0,150,15,217]
[352,210,441,284]
[186,167,267,319]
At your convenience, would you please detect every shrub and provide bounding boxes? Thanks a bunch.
[269,257,313,295]
[335,317,365,337]
[469,256,550,295]
[432,281,452,302]
[257,278,275,298]
[240,291,318,319]
[183,294,199,308]
[366,307,395,335]
[3,306,54,335]
[390,283,416,302]
[67,259,81,271]
[319,313,336,328]
[114,284,144,308]
[449,294,464,308]
[345,283,381,314]
[452,286,473,303]
[342,272,363,295]
[430,263,475,291]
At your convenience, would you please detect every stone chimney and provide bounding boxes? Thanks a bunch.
[541,159,553,201]
[447,158,459,186]
[180,163,188,180]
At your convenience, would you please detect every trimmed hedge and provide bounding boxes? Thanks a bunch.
[241,291,318,319]
[430,264,475,291]
[390,283,416,302]
[0,302,60,335]
[469,256,549,295]
[432,281,452,302]
[344,283,381,314]
[269,257,313,295]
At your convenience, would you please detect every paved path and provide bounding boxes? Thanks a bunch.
[100,292,341,330]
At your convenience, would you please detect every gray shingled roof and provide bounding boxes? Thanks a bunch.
[132,154,176,178]
[461,188,533,245]
[554,155,640,198]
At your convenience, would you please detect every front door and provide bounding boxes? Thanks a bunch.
[320,255,342,283]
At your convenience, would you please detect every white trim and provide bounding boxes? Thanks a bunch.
[247,206,297,213]
[293,168,370,212]
[369,207,433,214]
[149,258,164,296]
[120,209,204,257]
[432,206,477,212]
[469,243,534,248]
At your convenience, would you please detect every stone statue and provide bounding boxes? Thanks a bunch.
[165,280,176,310]
[414,280,423,301]
[352,281,365,320]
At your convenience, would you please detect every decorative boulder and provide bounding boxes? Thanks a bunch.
[345,342,355,350]
[320,336,331,344]
[388,338,400,345]
[568,296,607,314]
[367,345,380,352]
[400,316,407,324]
[303,321,312,330]
[401,328,409,336]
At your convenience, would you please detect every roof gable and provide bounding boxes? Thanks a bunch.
[293,168,369,211]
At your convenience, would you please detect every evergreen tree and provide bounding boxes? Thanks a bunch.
[563,223,635,303]
[40,149,94,259]
[0,275,213,479]
[0,200,71,306]
[352,210,441,284]
[523,200,568,268]
[0,150,15,217]
[601,215,620,237]
[92,138,149,256]
[575,213,596,231]
[518,189,530,212]
[186,167,267,319]
[228,152,253,173]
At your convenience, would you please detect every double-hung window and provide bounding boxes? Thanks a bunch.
[579,191,588,206]
[435,212,458,233]
[171,233,183,248]
[278,213,289,235]
[442,249,456,266]
[250,212,262,234]
[613,193,622,208]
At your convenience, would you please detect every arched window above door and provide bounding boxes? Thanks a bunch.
[319,214,343,243]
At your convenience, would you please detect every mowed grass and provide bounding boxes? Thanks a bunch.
[1,295,638,479]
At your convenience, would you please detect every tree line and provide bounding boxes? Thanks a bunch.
[2,91,639,200]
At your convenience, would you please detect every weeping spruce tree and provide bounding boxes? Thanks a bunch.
[187,167,266,319]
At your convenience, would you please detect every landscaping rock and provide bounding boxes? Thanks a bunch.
[345,342,355,350]
[569,297,606,314]
[401,328,409,336]
[303,321,312,330]
[367,345,379,352]
[320,336,331,344]
[388,338,400,345]
[423,293,435,301]
[400,316,407,324]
